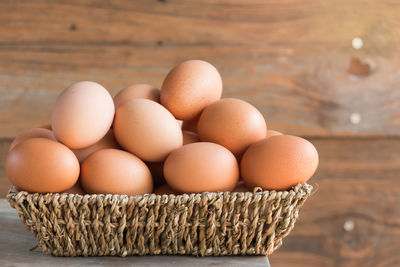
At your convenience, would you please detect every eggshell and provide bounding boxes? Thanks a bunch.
[114,83,160,110]
[114,98,183,162]
[9,128,57,151]
[164,142,239,193]
[51,81,114,149]
[181,117,199,134]
[81,149,153,195]
[182,130,200,145]
[161,60,222,120]
[6,138,80,193]
[266,130,282,137]
[198,98,267,157]
[72,129,120,163]
[63,181,86,195]
[154,184,180,195]
[241,135,319,191]
[146,161,166,188]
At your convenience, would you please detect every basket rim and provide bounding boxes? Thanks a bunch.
[7,183,313,203]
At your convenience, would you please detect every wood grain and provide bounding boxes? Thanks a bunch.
[1,0,400,138]
[0,140,11,196]
[1,137,400,266]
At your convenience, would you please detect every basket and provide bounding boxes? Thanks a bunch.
[7,183,312,257]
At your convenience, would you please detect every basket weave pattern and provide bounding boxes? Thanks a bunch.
[7,184,312,257]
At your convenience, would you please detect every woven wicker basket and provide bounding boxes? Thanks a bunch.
[7,183,312,257]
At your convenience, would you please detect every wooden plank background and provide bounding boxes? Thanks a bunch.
[1,0,400,266]
[1,0,400,138]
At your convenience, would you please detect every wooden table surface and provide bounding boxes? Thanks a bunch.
[0,200,270,267]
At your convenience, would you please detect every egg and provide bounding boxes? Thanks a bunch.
[198,98,267,157]
[72,129,120,163]
[241,135,319,191]
[51,81,114,149]
[113,83,160,110]
[113,98,183,162]
[161,60,222,120]
[154,184,180,195]
[181,117,199,134]
[164,142,239,193]
[182,130,200,145]
[81,149,153,195]
[9,128,57,151]
[266,130,283,137]
[6,138,80,193]
[63,181,86,195]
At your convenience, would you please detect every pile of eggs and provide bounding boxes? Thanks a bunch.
[5,60,318,196]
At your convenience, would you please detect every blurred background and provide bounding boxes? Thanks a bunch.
[1,0,399,266]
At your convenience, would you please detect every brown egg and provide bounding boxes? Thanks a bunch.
[161,60,222,120]
[198,98,267,157]
[164,142,239,193]
[266,130,283,137]
[63,181,86,195]
[81,149,153,195]
[52,81,114,149]
[114,98,183,162]
[241,135,319,191]
[146,161,166,188]
[9,128,57,151]
[181,117,199,134]
[232,182,250,192]
[154,184,180,195]
[72,129,120,163]
[114,83,160,110]
[6,138,80,193]
[182,130,200,145]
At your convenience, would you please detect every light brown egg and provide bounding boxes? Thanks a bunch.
[72,129,120,163]
[181,117,199,134]
[81,149,153,195]
[114,98,183,162]
[161,60,222,120]
[113,83,160,110]
[198,98,267,157]
[266,130,283,137]
[154,184,180,195]
[232,182,250,192]
[164,142,239,193]
[182,130,200,145]
[51,81,114,149]
[241,135,319,191]
[146,161,166,188]
[62,181,86,195]
[9,128,57,151]
[6,138,80,193]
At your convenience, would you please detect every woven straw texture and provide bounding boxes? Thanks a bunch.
[7,183,312,257]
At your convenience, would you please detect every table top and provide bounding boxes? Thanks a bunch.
[0,199,269,266]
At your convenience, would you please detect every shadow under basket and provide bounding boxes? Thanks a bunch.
[7,184,312,257]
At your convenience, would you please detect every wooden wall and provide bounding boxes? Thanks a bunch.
[1,1,399,266]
